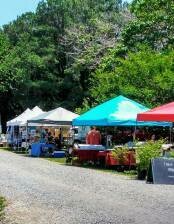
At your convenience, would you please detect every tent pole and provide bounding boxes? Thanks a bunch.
[172,123,173,143]
[170,123,173,144]
[106,126,108,148]
[17,126,19,151]
[134,121,137,142]
[26,121,29,150]
[12,126,14,149]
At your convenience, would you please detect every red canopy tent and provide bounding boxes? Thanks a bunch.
[137,102,174,122]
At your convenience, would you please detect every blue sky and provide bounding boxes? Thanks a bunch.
[0,0,41,27]
[0,0,132,27]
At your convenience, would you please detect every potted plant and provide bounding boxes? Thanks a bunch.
[136,140,163,180]
[112,147,130,171]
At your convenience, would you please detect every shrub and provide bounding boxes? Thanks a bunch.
[170,151,174,158]
[112,147,129,165]
[136,140,164,172]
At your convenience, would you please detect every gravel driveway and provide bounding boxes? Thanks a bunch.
[0,150,174,224]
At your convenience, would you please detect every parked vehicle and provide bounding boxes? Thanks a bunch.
[69,126,90,144]
[0,134,7,147]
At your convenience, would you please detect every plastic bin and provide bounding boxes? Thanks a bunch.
[53,151,65,158]
[31,143,42,157]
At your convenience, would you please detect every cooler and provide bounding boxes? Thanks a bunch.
[53,151,65,158]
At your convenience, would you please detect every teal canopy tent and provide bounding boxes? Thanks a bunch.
[73,96,171,127]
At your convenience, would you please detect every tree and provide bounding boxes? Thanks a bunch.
[83,0,174,111]
[0,32,26,131]
[117,47,174,107]
[88,46,174,108]
[1,0,130,123]
[122,0,174,50]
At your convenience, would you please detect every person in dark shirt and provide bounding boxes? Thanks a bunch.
[47,132,53,144]
[56,128,62,149]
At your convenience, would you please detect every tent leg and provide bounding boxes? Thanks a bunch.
[17,127,19,151]
[134,122,137,142]
[169,123,173,144]
[26,122,28,151]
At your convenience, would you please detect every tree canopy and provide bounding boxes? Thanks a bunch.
[89,47,174,107]
[0,0,129,128]
[85,0,174,112]
[0,0,174,130]
[122,0,174,50]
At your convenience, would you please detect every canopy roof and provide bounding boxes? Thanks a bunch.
[28,107,79,125]
[73,95,171,126]
[7,106,44,126]
[137,102,174,122]
[32,106,43,115]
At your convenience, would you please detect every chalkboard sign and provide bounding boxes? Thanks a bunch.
[152,158,174,185]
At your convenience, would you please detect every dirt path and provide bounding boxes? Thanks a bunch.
[0,150,174,224]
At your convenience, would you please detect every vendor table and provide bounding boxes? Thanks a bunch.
[73,144,106,162]
[73,144,136,167]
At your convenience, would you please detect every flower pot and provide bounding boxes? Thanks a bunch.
[137,167,147,180]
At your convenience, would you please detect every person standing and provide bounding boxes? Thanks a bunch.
[86,126,101,145]
[57,128,63,149]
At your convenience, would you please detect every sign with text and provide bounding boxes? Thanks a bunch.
[152,158,174,185]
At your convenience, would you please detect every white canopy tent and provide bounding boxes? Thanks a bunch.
[28,106,45,126]
[7,108,32,126]
[6,106,45,145]
[7,106,44,126]
[28,107,79,126]
[31,106,43,115]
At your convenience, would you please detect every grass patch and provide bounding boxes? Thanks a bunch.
[45,157,137,177]
[78,164,137,177]
[45,157,66,164]
[0,147,11,151]
[0,147,28,154]
[0,196,6,221]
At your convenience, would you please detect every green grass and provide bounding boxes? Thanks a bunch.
[0,197,6,221]
[45,157,66,164]
[77,163,137,177]
[0,147,28,154]
[45,157,137,177]
[98,168,137,177]
[0,147,11,151]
